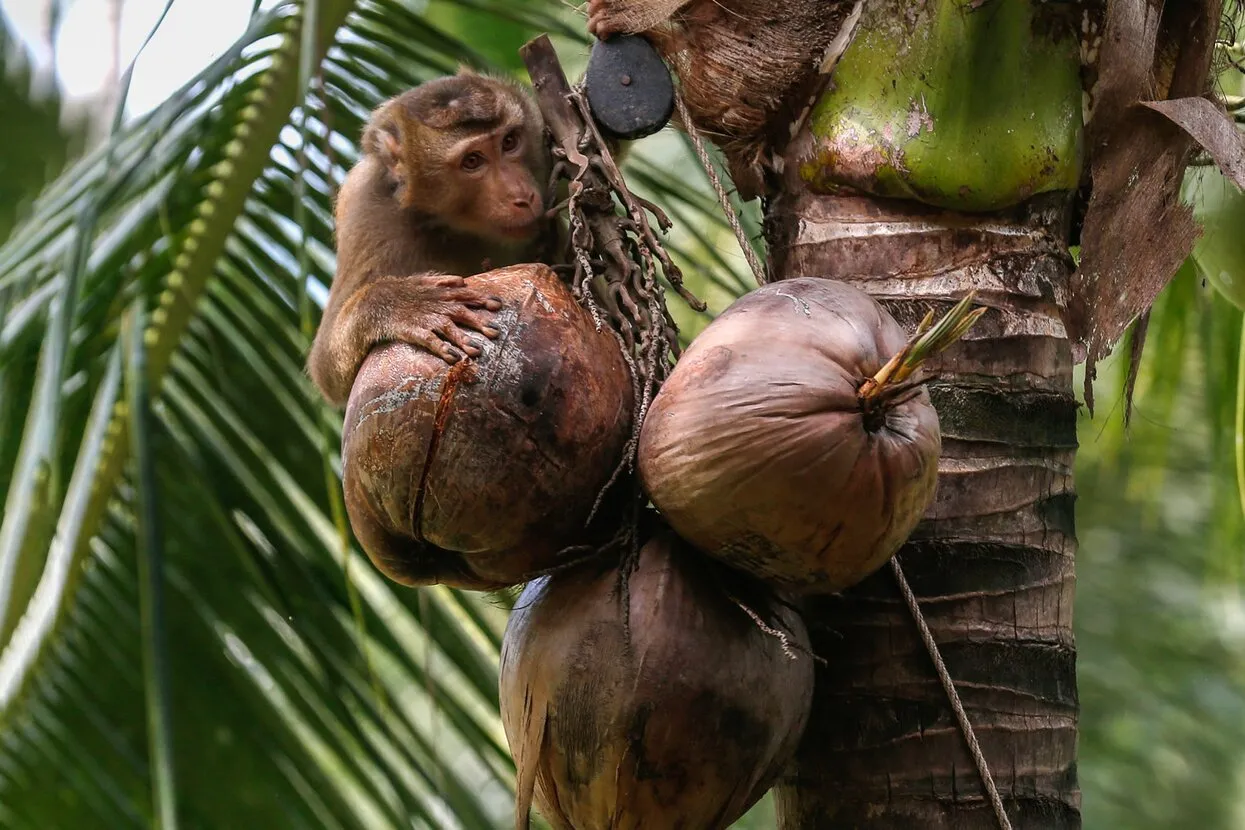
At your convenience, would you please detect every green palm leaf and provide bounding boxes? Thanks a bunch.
[0,1,747,827]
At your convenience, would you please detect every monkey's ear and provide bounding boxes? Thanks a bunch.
[378,129,402,166]
[362,113,403,170]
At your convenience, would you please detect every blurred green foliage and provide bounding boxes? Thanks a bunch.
[1077,270,1245,828]
[0,29,83,244]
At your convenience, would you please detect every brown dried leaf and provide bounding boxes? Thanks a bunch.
[1068,0,1223,412]
[1071,119,1199,415]
[1142,97,1245,188]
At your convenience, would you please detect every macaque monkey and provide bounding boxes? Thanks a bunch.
[308,71,554,407]
[586,0,855,199]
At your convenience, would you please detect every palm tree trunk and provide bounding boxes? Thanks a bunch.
[765,190,1080,828]
[754,2,1084,823]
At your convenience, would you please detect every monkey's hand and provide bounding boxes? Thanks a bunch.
[586,0,688,38]
[376,273,505,363]
[309,273,503,407]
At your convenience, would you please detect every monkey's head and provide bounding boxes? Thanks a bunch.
[364,71,551,244]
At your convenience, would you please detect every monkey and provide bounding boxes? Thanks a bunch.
[307,70,555,408]
[586,0,857,200]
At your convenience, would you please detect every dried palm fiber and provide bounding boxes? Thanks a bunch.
[500,521,814,830]
[1070,0,1245,409]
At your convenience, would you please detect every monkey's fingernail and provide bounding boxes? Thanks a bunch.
[484,326,502,338]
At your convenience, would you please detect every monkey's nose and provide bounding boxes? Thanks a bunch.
[512,193,536,210]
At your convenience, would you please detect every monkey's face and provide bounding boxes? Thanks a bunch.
[437,123,547,244]
[370,75,552,247]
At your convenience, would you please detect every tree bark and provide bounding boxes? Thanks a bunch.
[765,190,1080,829]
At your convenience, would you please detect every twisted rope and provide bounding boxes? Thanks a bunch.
[890,558,1013,830]
[671,90,768,284]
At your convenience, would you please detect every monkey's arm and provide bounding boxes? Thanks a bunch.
[308,154,508,407]
[307,273,503,407]
[586,0,692,37]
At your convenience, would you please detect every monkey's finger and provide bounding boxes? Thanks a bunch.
[435,288,498,308]
[422,274,469,290]
[447,307,504,339]
[457,294,504,312]
[432,320,485,358]
[402,326,465,365]
[430,342,465,363]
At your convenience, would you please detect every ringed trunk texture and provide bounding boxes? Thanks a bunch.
[766,190,1080,828]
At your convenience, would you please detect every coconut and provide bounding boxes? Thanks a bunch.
[499,524,813,830]
[638,278,979,595]
[341,263,633,591]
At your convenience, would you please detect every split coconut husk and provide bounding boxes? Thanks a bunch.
[638,278,983,595]
[500,523,813,830]
[341,263,633,591]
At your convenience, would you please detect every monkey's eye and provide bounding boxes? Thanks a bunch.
[461,152,486,171]
[501,131,521,153]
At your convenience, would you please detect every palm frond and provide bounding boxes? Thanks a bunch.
[0,1,747,827]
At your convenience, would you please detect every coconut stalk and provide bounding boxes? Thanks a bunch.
[765,0,1085,826]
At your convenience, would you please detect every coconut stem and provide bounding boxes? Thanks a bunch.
[858,293,987,406]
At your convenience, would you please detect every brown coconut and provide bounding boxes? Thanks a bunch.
[341,263,633,591]
[499,523,814,830]
[637,278,941,595]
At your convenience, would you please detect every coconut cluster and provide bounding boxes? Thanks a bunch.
[337,254,974,826]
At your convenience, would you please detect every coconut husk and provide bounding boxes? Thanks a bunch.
[638,278,953,595]
[340,264,633,590]
[589,0,859,199]
[500,526,814,830]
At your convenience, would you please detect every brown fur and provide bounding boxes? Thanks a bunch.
[588,0,855,199]
[308,71,554,407]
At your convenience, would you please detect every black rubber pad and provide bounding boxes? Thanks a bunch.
[584,35,674,141]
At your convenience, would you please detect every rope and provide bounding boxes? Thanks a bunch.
[890,558,1014,830]
[671,89,768,285]
[669,76,1012,830]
